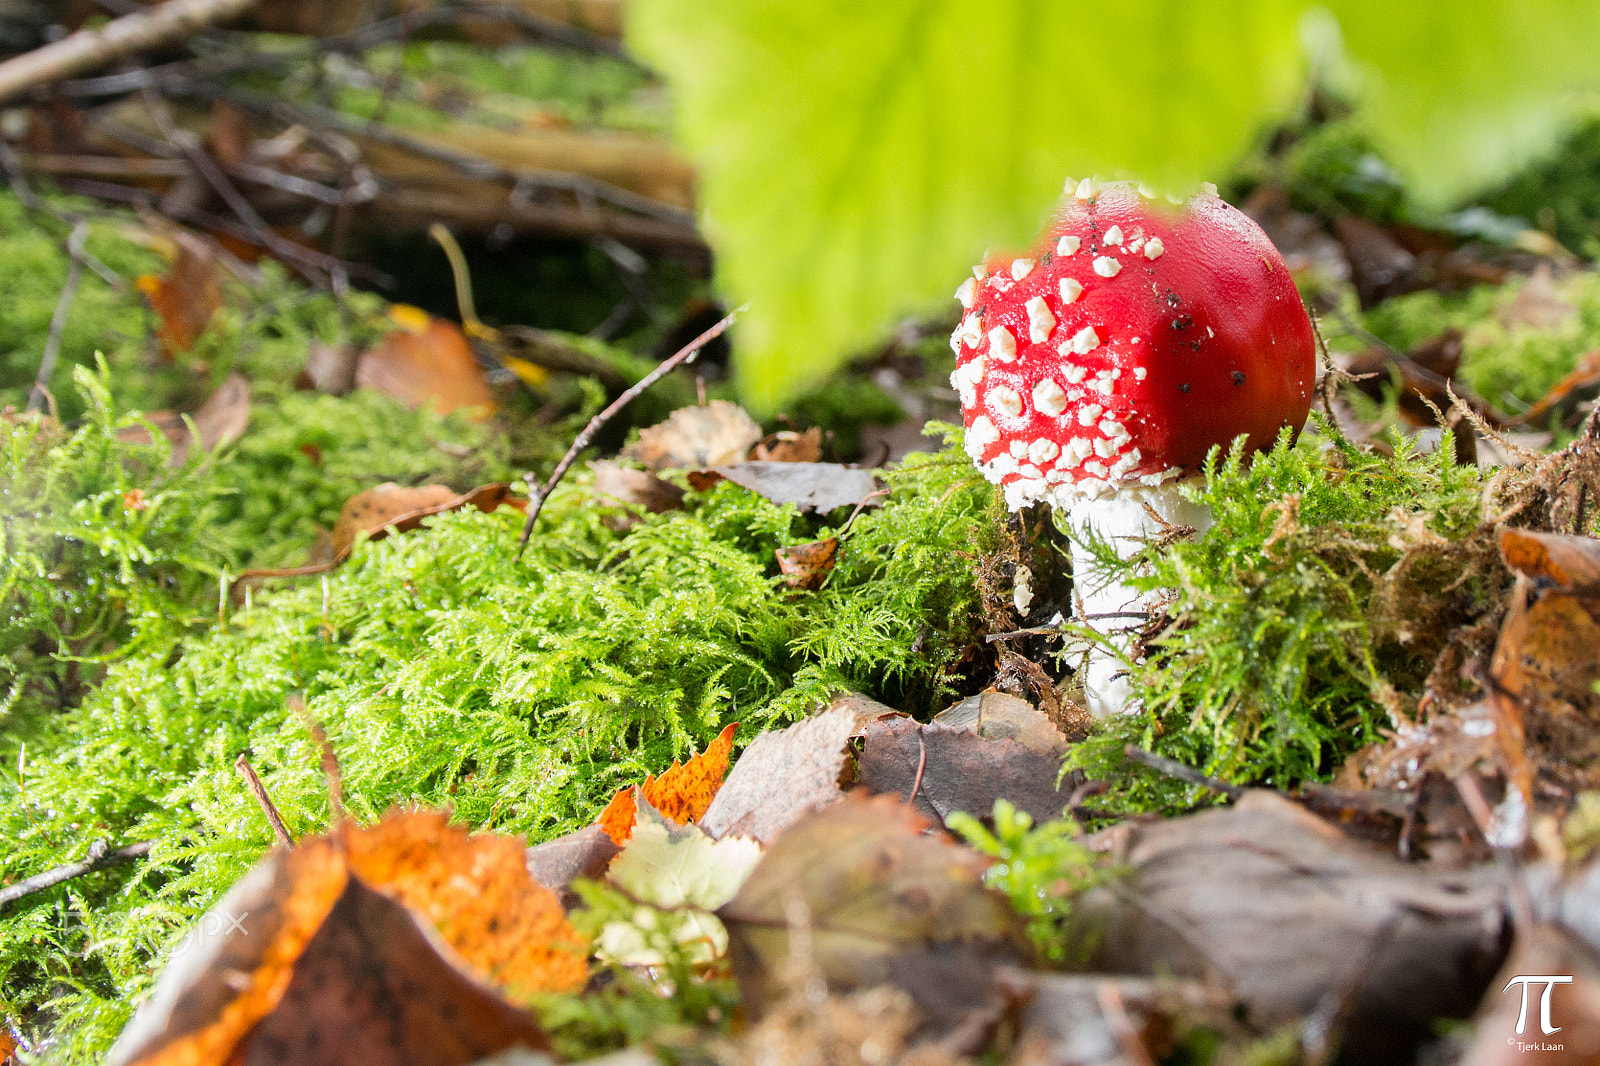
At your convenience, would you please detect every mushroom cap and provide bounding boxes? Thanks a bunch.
[950,181,1316,511]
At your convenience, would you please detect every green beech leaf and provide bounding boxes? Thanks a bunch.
[1326,0,1600,205]
[627,0,1600,409]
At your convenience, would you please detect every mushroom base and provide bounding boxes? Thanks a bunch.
[1061,482,1213,718]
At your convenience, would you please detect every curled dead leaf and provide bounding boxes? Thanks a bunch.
[753,426,822,463]
[775,537,838,590]
[110,809,579,1066]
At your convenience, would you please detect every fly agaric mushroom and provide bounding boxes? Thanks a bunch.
[950,180,1315,717]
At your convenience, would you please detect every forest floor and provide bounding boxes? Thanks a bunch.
[7,21,1600,1066]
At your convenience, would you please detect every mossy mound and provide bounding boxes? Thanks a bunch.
[0,368,993,1059]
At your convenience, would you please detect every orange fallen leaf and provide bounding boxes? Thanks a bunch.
[347,809,589,995]
[355,308,495,418]
[598,722,738,845]
[133,231,221,357]
[113,810,582,1066]
[1501,527,1600,588]
[775,536,838,590]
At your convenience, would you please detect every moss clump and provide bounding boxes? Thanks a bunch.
[1361,269,1600,422]
[0,372,993,1058]
[1069,424,1491,813]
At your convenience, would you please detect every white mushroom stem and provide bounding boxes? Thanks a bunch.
[1061,481,1212,718]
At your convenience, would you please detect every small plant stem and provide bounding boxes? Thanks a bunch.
[0,839,154,910]
[514,306,743,558]
[1122,745,1244,800]
[27,221,87,413]
[235,753,294,848]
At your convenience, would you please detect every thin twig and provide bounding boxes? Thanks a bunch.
[234,753,294,849]
[1122,745,1244,800]
[27,222,87,413]
[514,307,743,557]
[908,731,928,810]
[0,839,154,909]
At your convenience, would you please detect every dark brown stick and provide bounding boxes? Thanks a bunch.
[0,839,155,909]
[234,753,294,848]
[1122,745,1244,800]
[514,307,742,557]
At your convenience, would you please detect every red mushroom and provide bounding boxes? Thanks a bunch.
[951,179,1316,717]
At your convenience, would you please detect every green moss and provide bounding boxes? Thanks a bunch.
[0,372,992,1058]
[1476,113,1600,260]
[1361,270,1600,422]
[1069,424,1490,814]
[0,194,165,418]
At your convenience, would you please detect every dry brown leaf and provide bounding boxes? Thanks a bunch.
[355,308,495,417]
[330,482,524,559]
[753,427,823,463]
[116,373,250,466]
[590,460,686,515]
[698,702,859,844]
[931,691,1067,757]
[720,793,1023,1042]
[625,400,761,472]
[775,537,838,590]
[109,810,584,1066]
[525,823,621,902]
[856,716,1071,828]
[1081,791,1510,1063]
[596,723,738,845]
[133,231,220,357]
